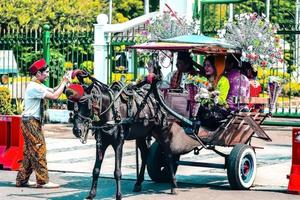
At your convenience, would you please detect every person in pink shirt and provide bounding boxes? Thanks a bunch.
[225,55,250,112]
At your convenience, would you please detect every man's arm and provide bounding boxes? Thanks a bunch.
[44,81,67,100]
[44,73,69,100]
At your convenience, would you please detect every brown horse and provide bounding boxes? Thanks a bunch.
[66,70,178,200]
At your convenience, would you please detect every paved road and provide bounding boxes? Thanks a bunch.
[0,124,299,200]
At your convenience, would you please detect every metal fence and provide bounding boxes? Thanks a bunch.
[0,26,94,112]
[107,23,148,84]
[199,0,299,117]
[0,27,44,102]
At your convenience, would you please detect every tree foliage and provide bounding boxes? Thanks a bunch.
[235,0,296,27]
[0,0,160,30]
[202,0,295,33]
[113,0,144,23]
[0,0,108,30]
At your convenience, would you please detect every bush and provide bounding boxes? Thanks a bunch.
[0,87,13,115]
[283,82,300,96]
[80,60,94,74]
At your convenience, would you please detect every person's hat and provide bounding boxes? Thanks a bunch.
[65,84,84,102]
[29,59,47,75]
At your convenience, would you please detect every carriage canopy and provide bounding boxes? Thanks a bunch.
[130,35,241,55]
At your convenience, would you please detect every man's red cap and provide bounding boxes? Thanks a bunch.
[29,59,47,75]
[65,84,84,102]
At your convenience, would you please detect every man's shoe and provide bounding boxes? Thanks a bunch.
[16,180,36,187]
[37,181,60,189]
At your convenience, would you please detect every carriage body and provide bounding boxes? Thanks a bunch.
[129,35,272,189]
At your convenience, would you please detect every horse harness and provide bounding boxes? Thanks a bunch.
[75,81,165,140]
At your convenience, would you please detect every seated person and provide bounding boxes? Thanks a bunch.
[225,55,250,112]
[196,56,230,131]
[204,56,230,107]
[243,62,263,111]
[164,52,204,118]
[165,51,204,89]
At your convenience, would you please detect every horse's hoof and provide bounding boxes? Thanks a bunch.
[85,195,94,199]
[171,188,178,195]
[116,194,122,200]
[133,184,142,192]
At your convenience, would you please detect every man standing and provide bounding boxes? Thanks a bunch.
[16,58,69,188]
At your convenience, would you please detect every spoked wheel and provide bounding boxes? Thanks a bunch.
[147,141,179,183]
[227,144,257,190]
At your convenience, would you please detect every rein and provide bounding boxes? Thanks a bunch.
[77,81,134,128]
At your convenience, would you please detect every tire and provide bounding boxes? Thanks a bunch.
[147,141,179,183]
[227,144,257,190]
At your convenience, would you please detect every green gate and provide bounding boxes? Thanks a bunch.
[196,0,299,117]
[108,24,149,84]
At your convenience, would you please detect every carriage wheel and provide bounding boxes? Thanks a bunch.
[147,141,179,183]
[227,144,257,190]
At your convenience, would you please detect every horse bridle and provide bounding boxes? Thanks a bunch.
[73,81,135,143]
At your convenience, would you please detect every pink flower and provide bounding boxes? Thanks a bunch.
[261,60,268,67]
[141,30,148,36]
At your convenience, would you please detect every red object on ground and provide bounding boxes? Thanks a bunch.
[0,115,24,171]
[288,128,300,194]
[0,115,11,164]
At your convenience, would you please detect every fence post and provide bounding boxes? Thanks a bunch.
[94,14,109,84]
[43,24,51,86]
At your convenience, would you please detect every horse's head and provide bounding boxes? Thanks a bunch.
[66,83,92,143]
[66,70,111,143]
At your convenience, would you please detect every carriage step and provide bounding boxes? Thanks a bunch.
[177,161,225,169]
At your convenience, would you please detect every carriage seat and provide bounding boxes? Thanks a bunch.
[163,89,190,119]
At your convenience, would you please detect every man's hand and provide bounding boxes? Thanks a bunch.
[63,71,73,83]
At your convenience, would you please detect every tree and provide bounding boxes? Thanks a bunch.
[113,0,144,23]
[202,0,295,34]
[0,0,160,29]
[235,0,296,27]
[0,0,108,30]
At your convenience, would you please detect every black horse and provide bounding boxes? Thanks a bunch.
[66,70,178,200]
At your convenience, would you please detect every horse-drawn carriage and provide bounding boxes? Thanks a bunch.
[65,34,274,199]
[129,34,272,190]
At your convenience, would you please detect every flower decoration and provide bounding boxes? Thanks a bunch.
[185,74,209,88]
[194,88,220,106]
[218,12,283,71]
[268,76,284,112]
[146,7,195,40]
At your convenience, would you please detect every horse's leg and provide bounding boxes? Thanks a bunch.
[160,127,178,195]
[86,133,108,200]
[113,130,125,200]
[133,138,149,192]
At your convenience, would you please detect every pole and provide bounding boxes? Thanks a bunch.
[296,0,300,82]
[109,0,113,24]
[144,0,149,14]
[43,24,50,87]
[229,3,233,21]
[265,0,270,21]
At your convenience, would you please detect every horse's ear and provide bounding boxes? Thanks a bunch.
[71,69,84,79]
[72,69,89,84]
